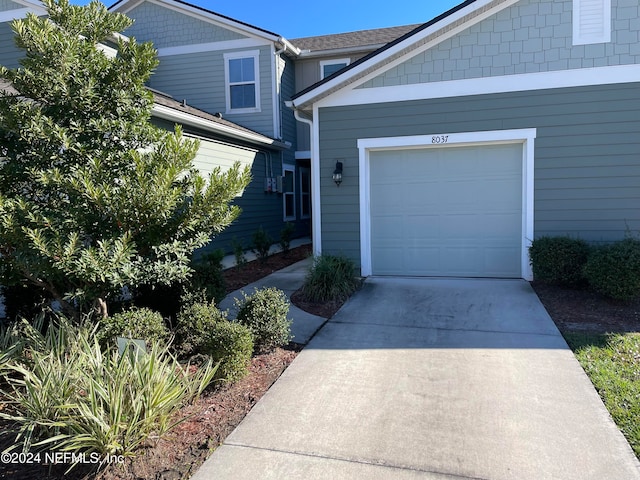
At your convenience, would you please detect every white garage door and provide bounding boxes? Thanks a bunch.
[369,144,523,277]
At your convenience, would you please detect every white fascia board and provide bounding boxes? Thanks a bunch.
[152,104,286,149]
[157,38,270,57]
[291,0,514,109]
[318,63,640,108]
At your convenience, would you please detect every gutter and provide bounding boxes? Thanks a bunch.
[152,104,290,150]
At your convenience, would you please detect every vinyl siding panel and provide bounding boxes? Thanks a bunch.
[0,21,21,69]
[0,0,21,12]
[186,135,286,254]
[147,46,275,137]
[318,82,640,267]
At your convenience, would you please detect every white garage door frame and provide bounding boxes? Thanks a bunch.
[357,128,536,280]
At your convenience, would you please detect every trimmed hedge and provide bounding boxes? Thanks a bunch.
[529,236,590,286]
[175,296,227,358]
[584,239,640,301]
[236,287,292,352]
[205,320,253,382]
[97,307,169,349]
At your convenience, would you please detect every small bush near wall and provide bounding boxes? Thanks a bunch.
[191,249,227,304]
[584,239,640,301]
[252,226,273,264]
[235,288,292,352]
[175,295,227,359]
[301,255,360,303]
[529,236,590,286]
[205,320,253,382]
[97,307,169,349]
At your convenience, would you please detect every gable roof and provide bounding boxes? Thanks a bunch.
[289,0,522,111]
[290,24,421,56]
[109,0,300,56]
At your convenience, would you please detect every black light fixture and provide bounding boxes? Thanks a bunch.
[332,161,343,187]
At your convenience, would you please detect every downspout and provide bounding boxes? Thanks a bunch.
[292,107,321,257]
[273,41,287,140]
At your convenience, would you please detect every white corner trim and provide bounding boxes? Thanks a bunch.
[311,105,322,257]
[357,128,536,280]
[319,63,640,108]
[156,38,269,57]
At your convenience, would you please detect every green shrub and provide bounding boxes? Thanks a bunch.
[584,239,640,301]
[235,287,292,352]
[252,226,273,263]
[529,236,590,286]
[97,307,169,350]
[192,249,227,304]
[279,222,295,255]
[301,254,360,303]
[231,237,247,270]
[204,320,253,382]
[175,297,227,358]
[0,316,216,461]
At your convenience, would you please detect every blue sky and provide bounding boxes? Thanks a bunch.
[73,1,464,38]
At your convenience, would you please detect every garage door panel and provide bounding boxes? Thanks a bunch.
[370,144,523,278]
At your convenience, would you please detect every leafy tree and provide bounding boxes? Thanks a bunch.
[0,0,250,319]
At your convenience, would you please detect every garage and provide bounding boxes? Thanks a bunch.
[367,143,524,278]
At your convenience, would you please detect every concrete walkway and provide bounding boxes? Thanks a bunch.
[218,257,326,345]
[193,277,640,480]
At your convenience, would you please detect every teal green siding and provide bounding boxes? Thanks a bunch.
[0,21,21,69]
[361,0,640,88]
[0,0,21,12]
[147,46,275,137]
[318,82,640,267]
[124,1,247,48]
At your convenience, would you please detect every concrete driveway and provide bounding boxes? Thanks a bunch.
[193,278,640,480]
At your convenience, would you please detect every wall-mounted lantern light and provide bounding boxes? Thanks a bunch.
[332,161,343,187]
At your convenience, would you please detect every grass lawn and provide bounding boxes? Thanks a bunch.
[563,332,640,458]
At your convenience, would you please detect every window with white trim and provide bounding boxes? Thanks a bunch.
[573,0,611,45]
[299,166,310,219]
[283,165,295,220]
[224,50,261,113]
[320,58,350,79]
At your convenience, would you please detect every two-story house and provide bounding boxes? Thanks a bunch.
[3,0,640,281]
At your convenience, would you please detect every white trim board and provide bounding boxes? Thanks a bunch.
[319,64,640,108]
[156,38,270,57]
[357,128,536,280]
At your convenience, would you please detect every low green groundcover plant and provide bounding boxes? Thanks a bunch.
[0,316,216,464]
[301,254,360,303]
[564,332,640,458]
[235,287,292,352]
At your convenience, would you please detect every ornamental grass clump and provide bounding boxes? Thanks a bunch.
[0,315,217,463]
[301,254,360,303]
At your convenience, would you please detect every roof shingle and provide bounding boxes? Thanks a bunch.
[290,24,422,52]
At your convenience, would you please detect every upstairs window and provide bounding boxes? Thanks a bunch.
[573,0,611,45]
[224,51,260,113]
[283,165,295,220]
[320,58,350,79]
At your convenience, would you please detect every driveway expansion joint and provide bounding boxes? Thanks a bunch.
[223,442,492,480]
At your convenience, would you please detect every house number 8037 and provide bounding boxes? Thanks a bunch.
[432,135,449,144]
